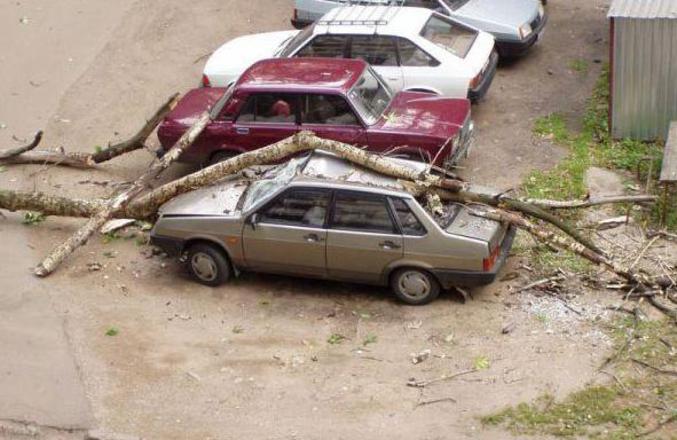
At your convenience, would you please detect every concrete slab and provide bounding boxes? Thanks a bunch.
[0,219,93,430]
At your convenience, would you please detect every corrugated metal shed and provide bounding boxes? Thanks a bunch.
[608,0,677,140]
[608,0,677,18]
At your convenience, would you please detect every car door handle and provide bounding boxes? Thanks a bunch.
[235,127,250,135]
[379,240,401,250]
[304,233,324,243]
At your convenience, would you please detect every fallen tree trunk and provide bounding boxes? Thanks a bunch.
[521,194,658,209]
[90,93,180,163]
[0,190,107,218]
[129,131,469,218]
[0,131,43,159]
[34,110,212,277]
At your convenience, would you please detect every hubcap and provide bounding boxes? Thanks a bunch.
[191,252,218,282]
[398,271,431,299]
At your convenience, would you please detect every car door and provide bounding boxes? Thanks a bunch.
[230,92,300,151]
[242,187,330,277]
[326,190,403,283]
[349,35,404,93]
[300,93,368,145]
[394,37,446,94]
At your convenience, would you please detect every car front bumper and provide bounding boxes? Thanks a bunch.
[431,226,517,288]
[150,234,185,257]
[496,13,549,58]
[468,50,498,103]
[443,119,474,168]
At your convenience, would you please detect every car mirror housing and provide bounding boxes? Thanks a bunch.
[248,213,260,230]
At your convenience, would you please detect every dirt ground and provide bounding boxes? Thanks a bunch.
[0,1,621,439]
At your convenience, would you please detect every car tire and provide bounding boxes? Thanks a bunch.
[390,268,440,305]
[208,150,238,166]
[186,243,230,287]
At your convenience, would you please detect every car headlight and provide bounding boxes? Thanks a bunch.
[519,23,533,39]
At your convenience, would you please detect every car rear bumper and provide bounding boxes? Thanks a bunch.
[431,226,516,288]
[496,14,548,58]
[150,234,185,257]
[468,50,498,103]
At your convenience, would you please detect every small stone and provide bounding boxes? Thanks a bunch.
[410,349,431,364]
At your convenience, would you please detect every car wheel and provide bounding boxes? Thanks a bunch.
[208,150,238,166]
[391,268,440,305]
[186,243,230,286]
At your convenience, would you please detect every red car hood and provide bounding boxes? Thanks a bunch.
[163,87,227,126]
[373,92,470,138]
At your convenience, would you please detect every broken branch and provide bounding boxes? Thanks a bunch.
[0,130,43,159]
[90,93,180,163]
[33,110,212,277]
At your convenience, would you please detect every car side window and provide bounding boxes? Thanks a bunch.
[391,198,426,236]
[331,192,396,234]
[396,38,438,67]
[302,94,359,126]
[349,36,398,67]
[237,93,298,124]
[295,35,348,58]
[259,189,329,228]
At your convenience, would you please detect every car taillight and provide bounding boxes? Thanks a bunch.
[470,73,482,89]
[483,245,500,271]
[201,74,211,88]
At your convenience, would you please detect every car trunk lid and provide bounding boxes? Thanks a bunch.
[162,87,226,127]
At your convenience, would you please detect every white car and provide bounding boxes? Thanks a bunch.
[202,6,497,101]
[292,0,547,58]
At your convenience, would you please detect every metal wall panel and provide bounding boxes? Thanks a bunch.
[608,0,677,19]
[612,17,677,140]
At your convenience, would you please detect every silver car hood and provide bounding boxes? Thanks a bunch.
[455,0,538,32]
[158,178,248,217]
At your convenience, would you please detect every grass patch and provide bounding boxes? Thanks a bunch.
[22,211,45,225]
[482,318,676,438]
[527,66,676,230]
[569,58,590,74]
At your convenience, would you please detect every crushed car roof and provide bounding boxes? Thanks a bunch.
[295,150,427,194]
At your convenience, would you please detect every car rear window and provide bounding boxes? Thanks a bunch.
[420,14,477,58]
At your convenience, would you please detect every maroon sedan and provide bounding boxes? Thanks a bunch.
[158,58,473,168]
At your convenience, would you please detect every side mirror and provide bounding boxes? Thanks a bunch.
[248,213,260,230]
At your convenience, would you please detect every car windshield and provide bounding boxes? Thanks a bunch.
[348,67,392,125]
[278,25,315,57]
[439,0,471,11]
[420,14,477,58]
[241,156,308,211]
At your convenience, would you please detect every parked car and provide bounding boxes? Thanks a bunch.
[160,58,474,168]
[150,151,515,305]
[202,6,497,102]
[291,0,547,58]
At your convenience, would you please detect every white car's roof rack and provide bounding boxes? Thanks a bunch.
[318,3,404,26]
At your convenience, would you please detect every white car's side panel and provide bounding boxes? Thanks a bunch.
[204,30,298,87]
[203,6,495,99]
